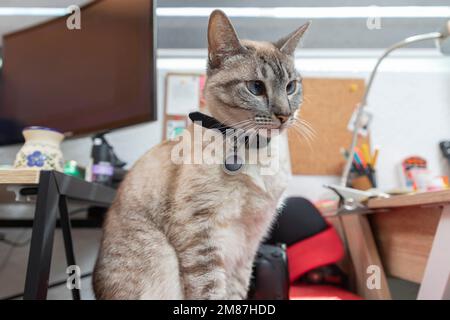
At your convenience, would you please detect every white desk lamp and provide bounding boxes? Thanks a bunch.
[340,21,450,188]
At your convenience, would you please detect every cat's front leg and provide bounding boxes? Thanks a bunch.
[227,261,253,299]
[175,234,228,299]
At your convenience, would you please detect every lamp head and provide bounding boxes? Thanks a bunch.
[437,20,450,55]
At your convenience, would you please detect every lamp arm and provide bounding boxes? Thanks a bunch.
[339,32,444,187]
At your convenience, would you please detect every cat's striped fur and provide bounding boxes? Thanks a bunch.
[93,10,309,300]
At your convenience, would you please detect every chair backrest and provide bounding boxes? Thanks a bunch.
[266,197,328,246]
[266,197,345,283]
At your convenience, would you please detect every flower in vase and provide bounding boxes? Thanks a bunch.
[26,151,46,167]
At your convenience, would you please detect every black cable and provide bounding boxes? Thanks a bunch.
[0,229,30,272]
[0,235,31,247]
[0,207,93,299]
[0,208,89,248]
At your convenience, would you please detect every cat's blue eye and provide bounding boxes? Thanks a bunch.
[246,80,265,96]
[286,80,297,95]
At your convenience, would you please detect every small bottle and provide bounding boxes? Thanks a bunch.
[91,137,114,186]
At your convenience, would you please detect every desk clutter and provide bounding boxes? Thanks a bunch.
[5,127,127,189]
[400,155,449,192]
[341,143,378,190]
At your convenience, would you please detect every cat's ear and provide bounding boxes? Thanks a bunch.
[208,10,245,68]
[274,21,311,56]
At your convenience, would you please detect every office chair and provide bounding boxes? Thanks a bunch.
[249,197,361,300]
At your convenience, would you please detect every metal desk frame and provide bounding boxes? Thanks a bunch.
[0,170,115,300]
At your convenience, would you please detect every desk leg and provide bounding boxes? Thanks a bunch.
[341,214,391,299]
[418,205,450,300]
[23,171,59,300]
[59,195,80,300]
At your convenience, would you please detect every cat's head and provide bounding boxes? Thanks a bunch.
[204,10,310,134]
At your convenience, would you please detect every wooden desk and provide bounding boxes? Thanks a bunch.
[0,169,41,184]
[368,189,450,209]
[328,190,450,300]
[367,190,450,300]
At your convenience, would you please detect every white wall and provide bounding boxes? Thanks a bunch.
[1,49,449,201]
[288,50,450,199]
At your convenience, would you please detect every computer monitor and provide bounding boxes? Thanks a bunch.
[0,0,156,146]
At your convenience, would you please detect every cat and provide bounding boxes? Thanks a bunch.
[93,9,309,300]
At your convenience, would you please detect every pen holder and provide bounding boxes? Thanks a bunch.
[351,175,373,191]
[349,167,377,190]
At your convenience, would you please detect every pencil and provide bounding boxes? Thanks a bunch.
[354,147,367,168]
[372,148,379,167]
[361,144,372,165]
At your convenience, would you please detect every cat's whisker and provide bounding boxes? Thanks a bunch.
[291,122,316,141]
[295,123,315,143]
[229,121,254,133]
[226,123,256,142]
[290,124,314,151]
[291,121,315,142]
[298,119,315,133]
[202,114,251,129]
[291,128,304,146]
[293,118,316,138]
[290,126,312,151]
[295,116,314,129]
[233,121,257,131]
[210,119,253,131]
[297,124,316,140]
[303,93,315,104]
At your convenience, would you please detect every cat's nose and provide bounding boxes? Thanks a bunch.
[275,114,289,124]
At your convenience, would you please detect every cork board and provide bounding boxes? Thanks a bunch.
[288,78,368,176]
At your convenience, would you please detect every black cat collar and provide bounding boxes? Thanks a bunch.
[188,112,271,149]
[188,112,270,174]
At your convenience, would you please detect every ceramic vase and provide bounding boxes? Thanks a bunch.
[14,126,64,171]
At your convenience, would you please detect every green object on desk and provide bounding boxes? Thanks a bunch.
[63,160,84,179]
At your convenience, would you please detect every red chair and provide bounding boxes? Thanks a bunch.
[249,197,361,300]
[286,219,361,300]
